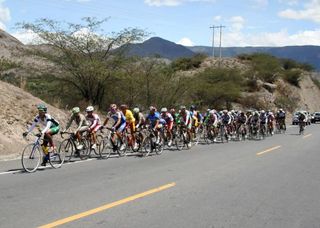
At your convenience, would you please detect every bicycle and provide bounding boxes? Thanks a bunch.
[140,126,164,157]
[21,133,65,173]
[99,127,127,158]
[59,132,89,161]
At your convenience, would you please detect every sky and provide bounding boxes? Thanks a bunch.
[0,0,320,47]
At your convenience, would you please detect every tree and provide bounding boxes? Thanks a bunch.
[18,17,147,107]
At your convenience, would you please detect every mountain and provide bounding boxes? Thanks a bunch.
[123,37,195,60]
[188,46,320,70]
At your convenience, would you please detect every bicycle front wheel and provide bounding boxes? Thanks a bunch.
[59,139,74,162]
[49,147,65,169]
[21,143,41,173]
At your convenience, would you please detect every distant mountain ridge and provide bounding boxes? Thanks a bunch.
[124,36,320,70]
[188,45,320,70]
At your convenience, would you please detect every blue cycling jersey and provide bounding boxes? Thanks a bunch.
[147,112,160,126]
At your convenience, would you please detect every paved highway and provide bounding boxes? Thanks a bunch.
[1,125,320,228]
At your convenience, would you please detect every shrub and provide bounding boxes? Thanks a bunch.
[171,53,207,71]
[282,69,302,87]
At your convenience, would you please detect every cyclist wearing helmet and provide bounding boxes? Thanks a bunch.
[190,105,199,127]
[133,107,145,129]
[103,104,127,151]
[63,107,89,150]
[23,104,60,166]
[120,104,138,149]
[160,107,174,146]
[85,106,101,150]
[276,108,286,130]
[170,108,181,125]
[146,106,162,144]
[180,105,192,147]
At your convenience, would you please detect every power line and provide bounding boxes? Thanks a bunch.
[209,24,225,65]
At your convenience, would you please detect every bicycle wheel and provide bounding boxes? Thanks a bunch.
[21,143,41,173]
[94,135,104,157]
[117,137,127,157]
[99,137,111,159]
[141,137,152,157]
[49,147,65,169]
[59,139,74,162]
[155,136,164,155]
[174,132,184,151]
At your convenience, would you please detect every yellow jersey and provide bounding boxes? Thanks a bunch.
[124,110,135,124]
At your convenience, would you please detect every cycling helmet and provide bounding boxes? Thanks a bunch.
[170,108,175,113]
[149,106,156,111]
[180,105,186,110]
[223,110,228,114]
[133,107,140,113]
[161,107,168,113]
[37,104,47,112]
[72,107,80,114]
[190,105,196,110]
[261,110,265,114]
[86,106,94,112]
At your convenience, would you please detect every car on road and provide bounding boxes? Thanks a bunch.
[311,112,320,123]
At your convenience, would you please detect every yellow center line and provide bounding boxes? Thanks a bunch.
[303,133,312,139]
[256,145,282,156]
[39,182,176,228]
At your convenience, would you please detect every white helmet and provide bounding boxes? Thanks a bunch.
[86,106,94,112]
[261,110,265,114]
[161,107,168,113]
[133,107,140,113]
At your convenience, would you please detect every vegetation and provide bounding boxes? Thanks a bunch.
[0,19,317,112]
[171,53,207,71]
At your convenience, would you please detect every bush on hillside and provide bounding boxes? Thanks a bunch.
[282,69,302,88]
[171,53,207,71]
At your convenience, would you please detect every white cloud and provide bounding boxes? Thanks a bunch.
[278,0,299,6]
[213,16,222,22]
[0,0,10,30]
[11,30,40,44]
[278,0,320,23]
[144,0,215,7]
[222,29,320,47]
[177,37,194,46]
[229,16,245,32]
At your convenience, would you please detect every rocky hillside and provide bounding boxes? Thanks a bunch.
[0,80,68,160]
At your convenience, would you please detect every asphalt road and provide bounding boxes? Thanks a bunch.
[1,124,320,228]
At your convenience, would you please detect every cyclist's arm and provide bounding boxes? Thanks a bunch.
[42,120,53,134]
[112,113,122,129]
[65,115,74,131]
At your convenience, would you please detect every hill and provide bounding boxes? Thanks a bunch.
[188,46,320,71]
[123,37,195,60]
[0,80,68,160]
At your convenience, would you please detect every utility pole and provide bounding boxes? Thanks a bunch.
[209,25,217,57]
[210,25,225,63]
[218,25,226,64]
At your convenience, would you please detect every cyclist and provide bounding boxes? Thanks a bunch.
[276,108,286,131]
[236,111,248,136]
[259,110,267,135]
[103,104,127,151]
[146,106,162,144]
[267,110,275,135]
[120,104,138,150]
[180,105,192,147]
[133,107,146,129]
[160,107,174,146]
[298,111,307,133]
[170,108,181,126]
[85,106,101,150]
[23,104,60,166]
[63,107,89,150]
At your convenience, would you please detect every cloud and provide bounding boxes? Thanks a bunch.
[11,29,39,44]
[278,0,320,23]
[0,0,10,30]
[229,16,245,31]
[222,29,320,47]
[144,0,215,7]
[177,37,194,46]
